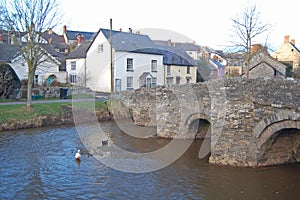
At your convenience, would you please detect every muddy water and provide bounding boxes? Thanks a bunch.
[0,122,299,199]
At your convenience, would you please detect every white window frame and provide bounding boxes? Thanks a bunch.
[127,58,134,72]
[70,74,77,84]
[167,65,171,75]
[151,60,157,72]
[71,61,76,70]
[152,77,157,87]
[98,44,104,52]
[127,76,133,89]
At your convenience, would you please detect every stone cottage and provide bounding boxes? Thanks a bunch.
[243,44,287,78]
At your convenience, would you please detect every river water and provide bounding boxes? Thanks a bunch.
[0,122,299,199]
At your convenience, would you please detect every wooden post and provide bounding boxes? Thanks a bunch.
[110,18,114,97]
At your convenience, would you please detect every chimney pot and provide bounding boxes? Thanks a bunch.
[0,34,3,43]
[77,34,85,45]
[284,35,290,44]
[63,25,67,34]
[48,28,53,34]
[129,28,132,33]
[291,39,296,45]
[119,28,122,32]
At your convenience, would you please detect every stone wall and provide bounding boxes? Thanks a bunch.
[124,77,300,167]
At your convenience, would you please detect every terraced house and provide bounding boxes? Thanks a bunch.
[66,28,197,92]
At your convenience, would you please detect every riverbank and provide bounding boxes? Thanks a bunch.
[0,101,112,131]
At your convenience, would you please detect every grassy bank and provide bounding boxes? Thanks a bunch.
[0,101,109,128]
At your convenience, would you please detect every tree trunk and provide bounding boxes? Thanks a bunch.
[26,73,33,109]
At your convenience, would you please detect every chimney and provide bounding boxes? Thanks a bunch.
[48,28,53,35]
[129,28,132,33]
[284,35,290,44]
[213,54,218,61]
[119,28,122,32]
[77,34,85,45]
[136,31,140,34]
[251,44,261,53]
[63,25,67,34]
[167,39,172,46]
[0,34,3,43]
[291,39,296,45]
[48,38,53,44]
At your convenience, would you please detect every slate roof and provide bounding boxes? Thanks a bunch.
[100,28,196,66]
[0,43,19,62]
[42,31,65,44]
[65,30,96,41]
[67,42,91,59]
[154,40,200,52]
[101,28,155,52]
[210,59,224,69]
[289,42,300,53]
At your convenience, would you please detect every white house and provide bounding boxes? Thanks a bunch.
[0,42,66,86]
[66,28,197,92]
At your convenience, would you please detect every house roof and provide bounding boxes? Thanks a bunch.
[101,28,155,52]
[100,28,196,66]
[138,44,196,66]
[67,42,91,59]
[0,43,19,62]
[42,30,65,44]
[245,48,287,76]
[154,40,200,52]
[65,30,96,41]
[289,42,300,53]
[210,59,224,69]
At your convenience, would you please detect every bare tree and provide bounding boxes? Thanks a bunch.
[231,4,271,78]
[1,0,61,109]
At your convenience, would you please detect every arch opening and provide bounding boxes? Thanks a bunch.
[258,128,300,166]
[188,118,211,139]
[187,118,211,160]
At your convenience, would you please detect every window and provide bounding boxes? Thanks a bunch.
[176,76,180,84]
[98,44,104,52]
[167,65,171,75]
[187,66,190,74]
[34,75,38,86]
[127,58,133,71]
[70,74,77,83]
[127,76,133,89]
[71,61,76,70]
[115,79,121,92]
[186,77,191,84]
[152,77,157,87]
[167,77,173,85]
[146,77,152,88]
[151,60,157,72]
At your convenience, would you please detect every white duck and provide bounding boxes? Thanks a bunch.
[75,149,81,160]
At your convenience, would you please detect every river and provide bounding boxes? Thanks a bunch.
[0,122,299,199]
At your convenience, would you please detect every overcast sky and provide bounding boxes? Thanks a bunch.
[60,0,299,50]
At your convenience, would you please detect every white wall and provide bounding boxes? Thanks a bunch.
[86,31,112,92]
[66,57,86,85]
[114,52,164,91]
[10,54,64,85]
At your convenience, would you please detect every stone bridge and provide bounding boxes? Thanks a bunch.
[119,78,300,167]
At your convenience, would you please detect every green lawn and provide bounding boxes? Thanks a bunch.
[0,101,108,122]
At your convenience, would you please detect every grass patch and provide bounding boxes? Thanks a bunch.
[0,101,108,123]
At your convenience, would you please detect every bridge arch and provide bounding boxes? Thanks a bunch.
[254,110,300,149]
[255,111,300,166]
[185,113,211,139]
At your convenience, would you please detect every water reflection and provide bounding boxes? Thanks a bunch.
[0,123,299,199]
